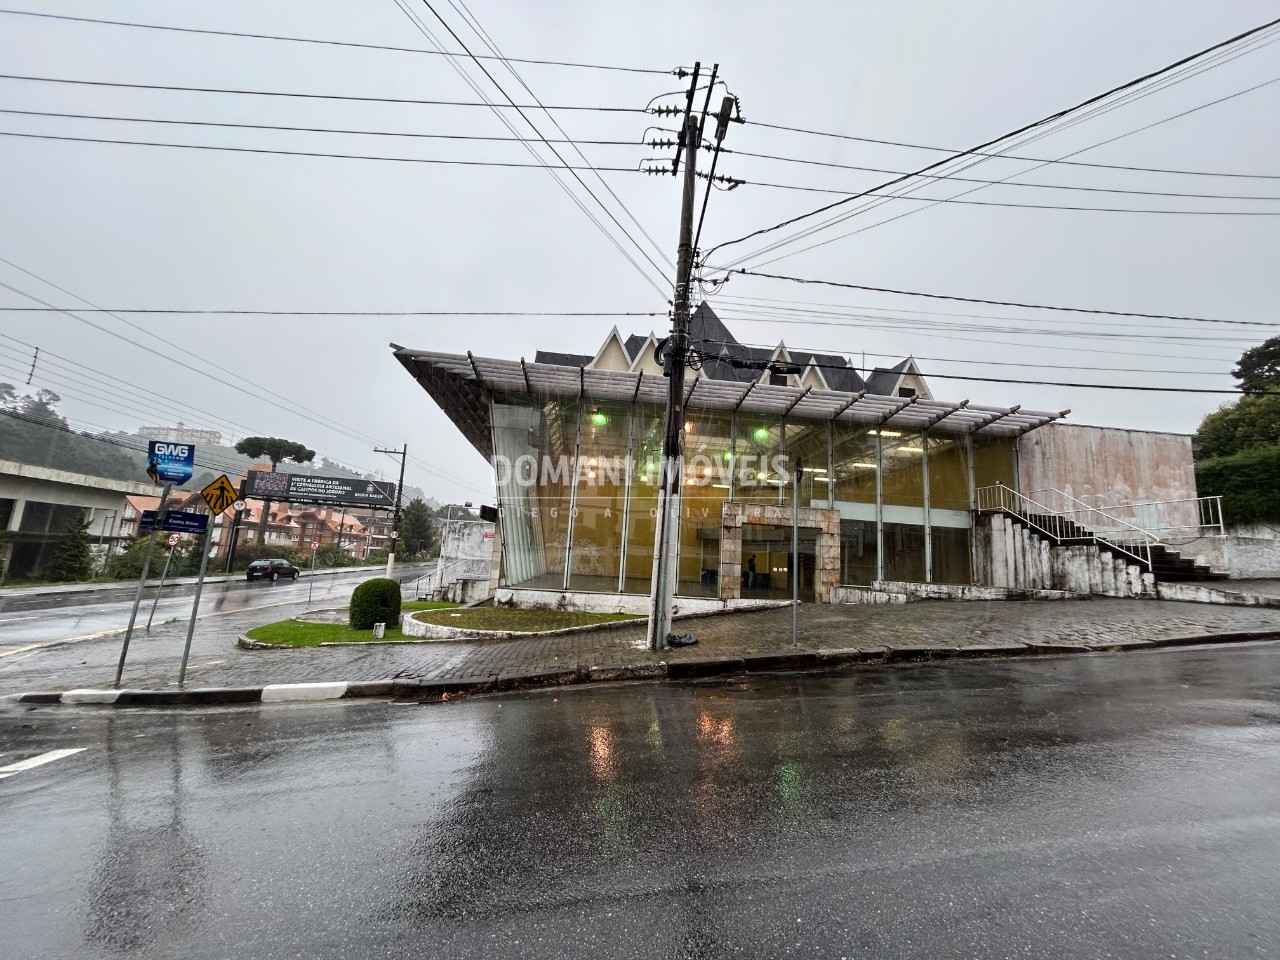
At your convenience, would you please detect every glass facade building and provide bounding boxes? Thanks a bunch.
[399,351,1063,601]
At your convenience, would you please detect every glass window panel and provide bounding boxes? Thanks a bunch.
[840,519,877,585]
[733,413,786,506]
[491,391,578,590]
[677,408,733,596]
[883,522,926,582]
[881,430,925,507]
[623,403,665,595]
[973,436,1017,490]
[831,424,876,505]
[930,527,971,585]
[567,400,630,592]
[785,418,831,507]
[926,433,971,512]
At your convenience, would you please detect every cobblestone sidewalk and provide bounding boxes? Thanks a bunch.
[19,597,1280,694]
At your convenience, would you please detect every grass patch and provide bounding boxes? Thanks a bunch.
[411,607,641,633]
[247,601,460,647]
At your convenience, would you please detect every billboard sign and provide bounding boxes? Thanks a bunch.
[145,441,195,485]
[242,471,396,509]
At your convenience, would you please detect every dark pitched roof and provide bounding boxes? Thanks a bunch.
[865,359,910,395]
[534,349,592,367]
[543,303,908,396]
[624,334,649,361]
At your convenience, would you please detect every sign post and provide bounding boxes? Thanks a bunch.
[177,475,237,686]
[307,540,318,606]
[116,440,194,686]
[145,534,181,631]
[177,534,212,686]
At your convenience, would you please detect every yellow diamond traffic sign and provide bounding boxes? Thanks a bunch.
[201,474,239,515]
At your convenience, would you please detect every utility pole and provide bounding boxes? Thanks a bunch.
[375,444,407,578]
[647,63,705,652]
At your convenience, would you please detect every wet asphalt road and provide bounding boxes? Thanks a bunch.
[3,642,1280,959]
[0,566,433,694]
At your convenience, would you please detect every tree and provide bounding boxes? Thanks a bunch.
[315,542,356,569]
[234,436,316,541]
[1195,392,1280,460]
[1233,336,1280,395]
[399,498,436,557]
[45,510,92,582]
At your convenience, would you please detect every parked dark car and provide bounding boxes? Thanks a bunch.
[246,559,300,582]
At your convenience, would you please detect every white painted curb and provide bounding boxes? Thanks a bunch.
[260,681,349,702]
[61,689,122,704]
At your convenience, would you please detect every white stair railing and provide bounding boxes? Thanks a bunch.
[975,484,1156,568]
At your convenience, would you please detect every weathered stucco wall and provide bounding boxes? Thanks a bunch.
[438,519,495,582]
[1189,524,1280,579]
[1018,423,1196,507]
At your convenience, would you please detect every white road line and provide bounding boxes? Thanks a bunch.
[0,747,87,779]
[0,615,40,623]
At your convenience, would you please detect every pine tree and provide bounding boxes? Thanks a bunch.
[399,498,437,557]
[45,511,92,582]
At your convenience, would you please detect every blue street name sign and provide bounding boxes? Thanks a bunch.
[139,510,209,535]
[146,440,195,485]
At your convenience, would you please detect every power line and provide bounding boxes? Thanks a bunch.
[683,338,1240,395]
[0,108,648,146]
[0,334,291,443]
[712,175,1280,215]
[713,304,1258,345]
[728,269,1272,327]
[704,14,1280,262]
[718,146,1280,201]
[0,307,667,316]
[744,123,1280,180]
[0,268,381,449]
[0,129,646,169]
[0,72,646,111]
[439,0,674,273]
[710,307,1242,364]
[395,0,671,293]
[726,47,1280,271]
[0,7,680,75]
[710,293,1264,336]
[0,392,249,475]
[704,329,1233,377]
[0,261,491,497]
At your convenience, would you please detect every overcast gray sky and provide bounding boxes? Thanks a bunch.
[2,1,1277,502]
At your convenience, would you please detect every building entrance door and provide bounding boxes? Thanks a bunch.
[740,523,817,602]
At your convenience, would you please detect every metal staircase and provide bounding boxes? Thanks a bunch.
[975,484,1227,583]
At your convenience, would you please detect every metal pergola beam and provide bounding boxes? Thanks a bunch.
[971,404,1020,433]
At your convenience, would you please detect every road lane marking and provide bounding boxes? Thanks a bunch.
[0,747,86,779]
[0,615,40,623]
[0,642,49,659]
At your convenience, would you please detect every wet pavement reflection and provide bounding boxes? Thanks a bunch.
[3,642,1280,958]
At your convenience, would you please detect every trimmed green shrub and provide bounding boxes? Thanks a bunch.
[1195,445,1280,524]
[349,577,402,630]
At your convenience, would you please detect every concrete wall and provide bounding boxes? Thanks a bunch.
[1018,423,1198,528]
[1188,524,1280,579]
[437,519,496,583]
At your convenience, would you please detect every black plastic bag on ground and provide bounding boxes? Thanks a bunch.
[667,633,698,647]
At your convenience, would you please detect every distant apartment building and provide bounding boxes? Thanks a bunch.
[135,422,223,446]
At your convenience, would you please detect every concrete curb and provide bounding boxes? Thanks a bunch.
[13,629,1280,708]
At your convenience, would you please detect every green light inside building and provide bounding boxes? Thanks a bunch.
[753,426,769,441]
[591,412,609,427]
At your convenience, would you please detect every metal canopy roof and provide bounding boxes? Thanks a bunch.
[394,348,1068,460]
